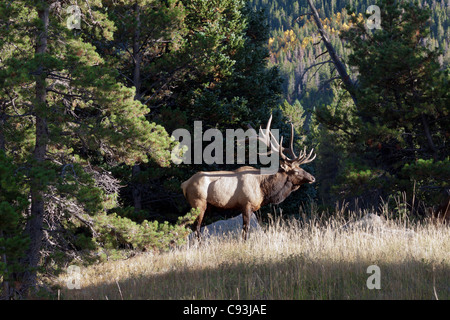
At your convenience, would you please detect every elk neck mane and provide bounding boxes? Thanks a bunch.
[259,170,294,206]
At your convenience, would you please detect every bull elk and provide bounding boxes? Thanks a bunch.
[181,115,316,240]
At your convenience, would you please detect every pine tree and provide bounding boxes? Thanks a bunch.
[94,0,186,211]
[316,0,449,207]
[340,0,449,165]
[0,0,173,297]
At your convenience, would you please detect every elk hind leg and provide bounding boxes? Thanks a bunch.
[190,200,207,242]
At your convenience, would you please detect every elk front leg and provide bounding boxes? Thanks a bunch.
[242,208,252,241]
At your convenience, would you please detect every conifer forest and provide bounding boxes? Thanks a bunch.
[0,0,448,300]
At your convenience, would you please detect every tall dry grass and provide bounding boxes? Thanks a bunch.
[55,207,450,300]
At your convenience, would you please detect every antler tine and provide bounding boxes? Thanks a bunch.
[251,114,286,158]
[258,133,281,155]
[255,114,273,147]
[278,136,285,157]
[296,148,316,165]
[258,130,285,156]
[244,114,272,146]
[266,114,273,134]
[272,122,299,162]
[267,121,299,162]
[297,146,307,159]
[261,117,292,161]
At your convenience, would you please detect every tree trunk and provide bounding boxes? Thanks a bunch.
[19,3,49,298]
[133,2,142,101]
[132,164,142,211]
[306,0,358,106]
[0,230,10,299]
[0,113,5,151]
[131,2,143,211]
[421,113,438,159]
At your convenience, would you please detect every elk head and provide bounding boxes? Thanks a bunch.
[251,114,316,188]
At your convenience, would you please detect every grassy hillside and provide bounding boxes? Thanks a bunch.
[54,208,449,300]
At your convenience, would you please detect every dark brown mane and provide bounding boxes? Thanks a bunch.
[261,171,293,206]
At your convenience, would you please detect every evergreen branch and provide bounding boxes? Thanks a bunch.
[116,69,134,84]
[47,72,73,82]
[46,88,95,101]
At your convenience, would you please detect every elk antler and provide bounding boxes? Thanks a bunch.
[294,146,317,165]
[279,121,316,165]
[248,115,316,165]
[248,114,286,158]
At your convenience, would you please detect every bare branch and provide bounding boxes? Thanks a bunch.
[317,76,341,91]
[315,50,329,60]
[301,60,333,82]
[294,12,313,23]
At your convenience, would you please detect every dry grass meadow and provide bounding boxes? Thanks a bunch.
[54,207,450,300]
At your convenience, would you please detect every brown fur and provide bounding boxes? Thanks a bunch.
[182,162,315,240]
